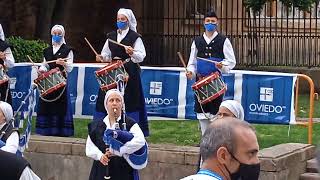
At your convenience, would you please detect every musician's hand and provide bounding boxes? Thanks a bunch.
[56,58,66,66]
[0,52,6,59]
[124,75,129,82]
[37,68,46,75]
[124,46,134,56]
[215,62,223,69]
[96,55,103,62]
[186,71,193,80]
[100,154,110,166]
[105,148,114,157]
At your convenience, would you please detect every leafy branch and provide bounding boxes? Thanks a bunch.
[244,0,318,14]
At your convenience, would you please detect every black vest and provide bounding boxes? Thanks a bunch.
[107,30,141,60]
[43,44,72,73]
[0,150,30,180]
[0,123,19,143]
[0,39,11,65]
[195,33,226,59]
[88,116,136,180]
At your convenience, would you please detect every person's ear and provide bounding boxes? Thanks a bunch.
[216,146,230,164]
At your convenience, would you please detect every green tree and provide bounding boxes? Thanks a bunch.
[7,36,49,63]
[243,0,318,65]
[244,0,319,13]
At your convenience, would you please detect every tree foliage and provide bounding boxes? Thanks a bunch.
[244,0,319,14]
[7,36,49,63]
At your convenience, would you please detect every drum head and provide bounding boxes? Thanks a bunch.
[192,72,226,104]
[34,68,67,97]
[95,62,128,91]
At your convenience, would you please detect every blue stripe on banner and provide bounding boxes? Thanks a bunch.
[82,67,100,116]
[185,77,196,119]
[8,66,32,112]
[141,69,180,118]
[67,67,78,115]
[222,73,235,100]
[241,74,294,124]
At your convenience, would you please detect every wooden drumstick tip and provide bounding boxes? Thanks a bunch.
[84,37,100,59]
[177,52,188,71]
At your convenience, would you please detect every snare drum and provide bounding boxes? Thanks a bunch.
[95,60,128,91]
[192,72,226,104]
[34,68,66,97]
[0,66,9,86]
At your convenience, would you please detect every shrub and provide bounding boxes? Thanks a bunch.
[6,36,49,63]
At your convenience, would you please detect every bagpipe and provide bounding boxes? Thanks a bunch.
[0,84,36,156]
[103,125,148,170]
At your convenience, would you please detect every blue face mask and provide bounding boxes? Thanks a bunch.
[52,35,62,43]
[117,21,128,30]
[204,23,217,32]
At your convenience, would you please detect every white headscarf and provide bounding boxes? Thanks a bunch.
[117,8,137,32]
[0,24,5,41]
[220,100,244,121]
[51,24,66,45]
[0,101,13,123]
[104,89,124,113]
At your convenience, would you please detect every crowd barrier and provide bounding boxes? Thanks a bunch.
[8,63,297,124]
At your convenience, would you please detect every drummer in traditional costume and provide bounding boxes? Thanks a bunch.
[186,10,236,135]
[0,24,15,104]
[0,101,19,154]
[94,8,149,137]
[35,24,74,136]
[86,89,147,180]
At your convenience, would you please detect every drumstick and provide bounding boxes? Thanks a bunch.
[27,55,41,74]
[26,55,37,65]
[177,52,187,71]
[197,57,226,66]
[108,39,137,52]
[44,58,70,64]
[84,37,102,62]
[108,39,127,48]
[84,37,99,55]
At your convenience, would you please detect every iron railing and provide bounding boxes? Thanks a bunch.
[139,0,320,67]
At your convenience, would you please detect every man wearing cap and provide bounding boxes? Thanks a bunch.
[94,8,149,137]
[86,89,147,180]
[186,10,236,135]
[0,101,19,154]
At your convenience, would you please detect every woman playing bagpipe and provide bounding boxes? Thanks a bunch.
[35,24,74,137]
[0,24,15,104]
[86,89,148,180]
